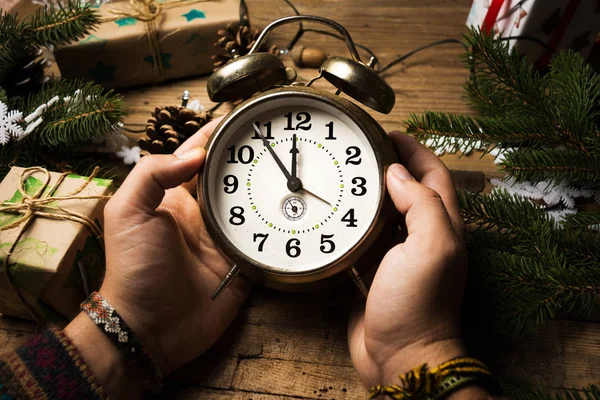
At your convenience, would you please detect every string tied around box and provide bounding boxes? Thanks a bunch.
[103,0,211,83]
[0,166,111,324]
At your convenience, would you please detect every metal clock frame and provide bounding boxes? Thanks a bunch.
[198,86,398,293]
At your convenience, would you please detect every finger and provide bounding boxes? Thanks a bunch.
[176,117,223,192]
[175,116,223,156]
[110,148,206,215]
[386,164,457,244]
[388,131,465,243]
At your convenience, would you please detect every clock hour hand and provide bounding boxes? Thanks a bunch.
[252,123,302,192]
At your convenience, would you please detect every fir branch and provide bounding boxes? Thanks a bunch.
[405,112,555,155]
[503,378,600,400]
[470,248,600,333]
[14,79,126,148]
[548,51,600,148]
[561,211,600,232]
[0,87,7,103]
[0,11,27,75]
[464,28,550,121]
[459,189,551,233]
[25,1,100,47]
[500,149,600,189]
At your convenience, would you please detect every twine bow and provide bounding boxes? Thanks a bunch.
[103,0,211,83]
[0,166,111,324]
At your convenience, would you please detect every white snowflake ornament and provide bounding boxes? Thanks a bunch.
[116,145,141,165]
[0,101,24,145]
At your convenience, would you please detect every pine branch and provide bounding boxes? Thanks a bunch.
[500,149,600,189]
[15,79,126,148]
[464,28,550,122]
[503,378,600,400]
[459,189,552,233]
[406,111,558,155]
[470,248,600,333]
[561,211,600,232]
[548,51,600,148]
[25,1,100,47]
[0,11,27,76]
[0,87,7,103]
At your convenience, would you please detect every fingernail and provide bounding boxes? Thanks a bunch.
[389,164,413,181]
[176,147,205,160]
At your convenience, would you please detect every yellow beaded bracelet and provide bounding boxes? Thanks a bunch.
[369,357,497,400]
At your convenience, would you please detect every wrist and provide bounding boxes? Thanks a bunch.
[381,337,466,385]
[64,313,143,400]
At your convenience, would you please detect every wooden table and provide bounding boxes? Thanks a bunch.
[2,0,599,398]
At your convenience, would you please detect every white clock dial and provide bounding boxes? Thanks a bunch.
[205,96,382,274]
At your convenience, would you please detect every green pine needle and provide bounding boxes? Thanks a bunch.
[25,1,100,47]
[500,149,600,188]
[503,378,600,400]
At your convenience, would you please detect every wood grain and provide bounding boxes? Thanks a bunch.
[1,0,599,397]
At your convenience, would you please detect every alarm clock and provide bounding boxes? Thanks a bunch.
[198,15,399,300]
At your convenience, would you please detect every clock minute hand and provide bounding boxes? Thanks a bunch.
[290,133,299,179]
[252,123,302,192]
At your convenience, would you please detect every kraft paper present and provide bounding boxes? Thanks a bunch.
[0,167,111,322]
[54,0,239,88]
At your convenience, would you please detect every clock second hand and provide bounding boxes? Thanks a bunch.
[252,123,302,192]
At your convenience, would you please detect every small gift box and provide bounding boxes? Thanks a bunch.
[0,167,112,322]
[466,0,600,71]
[54,0,240,88]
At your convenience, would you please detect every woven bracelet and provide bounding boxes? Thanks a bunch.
[81,291,163,394]
[369,356,500,400]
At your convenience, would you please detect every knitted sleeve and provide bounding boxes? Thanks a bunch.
[0,326,108,400]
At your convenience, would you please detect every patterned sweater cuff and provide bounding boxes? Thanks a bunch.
[0,326,108,400]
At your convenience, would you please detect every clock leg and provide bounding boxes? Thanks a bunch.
[211,264,240,300]
[348,266,369,297]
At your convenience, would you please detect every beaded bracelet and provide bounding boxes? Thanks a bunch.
[80,291,163,394]
[369,356,499,400]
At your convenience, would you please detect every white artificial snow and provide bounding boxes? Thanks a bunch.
[116,145,141,165]
[186,99,205,113]
[0,101,24,145]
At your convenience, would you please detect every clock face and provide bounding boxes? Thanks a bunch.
[204,94,382,275]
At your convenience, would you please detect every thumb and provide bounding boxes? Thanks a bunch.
[111,148,206,214]
[386,164,455,240]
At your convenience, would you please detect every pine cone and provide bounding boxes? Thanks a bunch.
[0,46,51,98]
[138,106,212,155]
[212,22,279,71]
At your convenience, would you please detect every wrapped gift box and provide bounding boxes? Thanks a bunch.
[466,0,600,71]
[0,167,112,322]
[54,0,240,88]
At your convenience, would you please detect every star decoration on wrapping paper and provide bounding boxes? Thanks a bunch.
[539,8,562,36]
[0,101,24,145]
[183,33,209,56]
[88,61,117,83]
[115,17,137,27]
[143,53,173,69]
[79,35,108,55]
[116,146,141,165]
[571,30,591,52]
[182,9,205,22]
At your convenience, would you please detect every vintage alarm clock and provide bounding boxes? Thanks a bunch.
[198,15,399,300]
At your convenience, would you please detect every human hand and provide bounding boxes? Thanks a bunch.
[348,132,467,388]
[99,117,251,376]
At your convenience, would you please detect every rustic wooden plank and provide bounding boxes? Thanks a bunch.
[160,387,310,400]
[232,358,366,399]
[168,354,239,389]
[0,315,38,351]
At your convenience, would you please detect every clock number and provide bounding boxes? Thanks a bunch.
[251,121,274,140]
[345,146,362,165]
[253,233,268,252]
[286,238,301,258]
[284,112,312,131]
[319,234,336,254]
[223,175,238,194]
[341,208,358,227]
[229,206,245,225]
[227,145,254,164]
[351,177,367,196]
[325,121,336,140]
